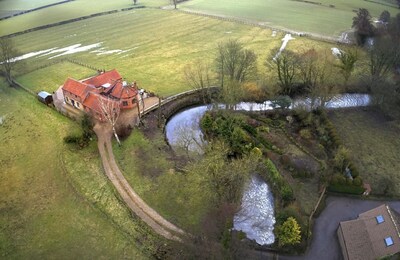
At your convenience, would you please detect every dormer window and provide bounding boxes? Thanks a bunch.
[376,215,385,224]
[385,237,394,247]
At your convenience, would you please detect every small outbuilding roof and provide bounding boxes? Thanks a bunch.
[37,91,52,99]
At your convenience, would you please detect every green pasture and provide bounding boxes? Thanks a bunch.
[0,0,170,36]
[0,0,63,10]
[0,82,149,258]
[180,0,400,37]
[329,108,400,196]
[0,0,63,18]
[12,9,335,96]
[16,61,97,93]
[113,130,214,232]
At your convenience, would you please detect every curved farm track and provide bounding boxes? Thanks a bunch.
[93,123,186,241]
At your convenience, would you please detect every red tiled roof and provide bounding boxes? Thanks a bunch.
[82,69,122,87]
[62,78,91,100]
[83,92,101,113]
[109,82,138,100]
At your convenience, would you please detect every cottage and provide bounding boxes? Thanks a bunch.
[61,69,139,120]
[337,204,400,260]
[37,91,53,105]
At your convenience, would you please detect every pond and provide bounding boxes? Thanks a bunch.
[164,93,371,245]
[234,174,276,245]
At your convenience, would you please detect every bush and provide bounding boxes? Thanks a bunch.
[282,184,294,204]
[64,134,81,144]
[353,177,363,186]
[299,128,312,139]
[257,126,270,133]
[328,184,364,195]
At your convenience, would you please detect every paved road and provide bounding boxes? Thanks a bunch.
[279,196,400,260]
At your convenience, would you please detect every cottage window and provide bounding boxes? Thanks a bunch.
[122,101,128,106]
[385,237,394,247]
[65,96,69,101]
[376,215,385,224]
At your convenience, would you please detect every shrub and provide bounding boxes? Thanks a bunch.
[353,177,363,186]
[64,134,81,144]
[282,184,294,204]
[328,184,364,195]
[277,217,301,247]
[299,128,312,139]
[257,126,270,133]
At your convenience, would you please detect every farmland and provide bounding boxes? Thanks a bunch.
[12,9,335,96]
[0,0,170,36]
[181,0,399,37]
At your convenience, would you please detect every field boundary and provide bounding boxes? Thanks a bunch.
[0,0,75,21]
[15,58,101,78]
[176,9,350,44]
[1,6,145,39]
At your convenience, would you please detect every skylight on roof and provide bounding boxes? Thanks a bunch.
[376,215,385,224]
[385,237,394,247]
[102,83,111,88]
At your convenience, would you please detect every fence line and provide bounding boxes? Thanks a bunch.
[11,80,36,96]
[0,0,75,21]
[1,6,145,39]
[14,58,102,78]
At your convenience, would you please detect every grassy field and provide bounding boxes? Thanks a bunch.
[181,0,399,37]
[0,0,63,18]
[113,130,214,232]
[0,0,170,36]
[16,61,97,93]
[12,9,335,96]
[0,82,151,258]
[329,108,400,196]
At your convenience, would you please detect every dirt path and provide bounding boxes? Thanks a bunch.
[94,119,186,241]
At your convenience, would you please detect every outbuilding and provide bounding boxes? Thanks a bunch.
[37,91,53,105]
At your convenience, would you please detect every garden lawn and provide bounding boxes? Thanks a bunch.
[0,82,148,259]
[180,0,399,37]
[16,61,97,93]
[11,9,333,97]
[113,129,214,233]
[329,108,400,196]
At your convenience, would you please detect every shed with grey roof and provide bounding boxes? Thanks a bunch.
[37,91,53,105]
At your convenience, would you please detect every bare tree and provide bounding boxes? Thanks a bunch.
[98,96,121,145]
[298,49,338,108]
[268,48,299,96]
[0,38,19,85]
[216,39,257,86]
[369,37,400,80]
[184,60,213,104]
[335,47,358,85]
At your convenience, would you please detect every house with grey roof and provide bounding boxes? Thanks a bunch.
[337,204,400,260]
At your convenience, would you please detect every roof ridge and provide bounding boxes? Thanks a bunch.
[386,205,400,238]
